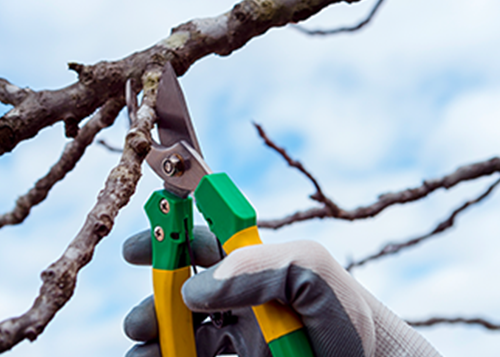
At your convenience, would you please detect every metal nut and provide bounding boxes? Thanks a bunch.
[159,198,170,214]
[154,226,164,242]
[163,154,184,177]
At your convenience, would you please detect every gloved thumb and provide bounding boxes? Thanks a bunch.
[182,240,373,357]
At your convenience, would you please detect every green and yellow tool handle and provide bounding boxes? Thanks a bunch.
[195,173,315,357]
[145,190,197,357]
[145,172,314,357]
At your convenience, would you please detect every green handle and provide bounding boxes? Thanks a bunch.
[195,173,315,357]
[144,190,197,357]
[145,190,193,271]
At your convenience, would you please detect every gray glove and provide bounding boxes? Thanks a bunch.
[123,226,270,357]
[123,227,441,357]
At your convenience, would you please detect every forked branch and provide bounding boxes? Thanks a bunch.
[0,66,161,352]
[257,146,500,229]
[0,97,125,229]
[346,177,500,270]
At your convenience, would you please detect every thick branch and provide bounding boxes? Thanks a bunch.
[0,78,31,106]
[0,97,125,229]
[408,317,500,331]
[0,0,359,156]
[258,157,500,229]
[0,67,162,352]
[294,0,385,35]
[346,177,500,270]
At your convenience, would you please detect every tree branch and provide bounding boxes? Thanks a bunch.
[407,317,500,331]
[0,66,161,353]
[258,157,500,229]
[0,78,32,106]
[346,177,500,270]
[0,0,360,156]
[293,0,385,35]
[0,97,125,229]
[254,122,341,214]
[96,139,123,153]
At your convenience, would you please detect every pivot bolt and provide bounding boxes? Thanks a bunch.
[154,226,164,242]
[163,154,184,177]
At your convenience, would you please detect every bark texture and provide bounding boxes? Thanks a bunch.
[0,0,358,155]
[0,66,161,352]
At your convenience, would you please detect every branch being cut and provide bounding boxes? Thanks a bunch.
[294,0,385,35]
[408,317,500,331]
[0,97,124,229]
[0,0,361,156]
[0,66,161,353]
[258,156,500,229]
[346,177,500,270]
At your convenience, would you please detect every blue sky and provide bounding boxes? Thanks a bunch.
[1,0,500,356]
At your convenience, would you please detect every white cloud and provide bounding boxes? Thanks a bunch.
[2,0,500,356]
[423,87,500,169]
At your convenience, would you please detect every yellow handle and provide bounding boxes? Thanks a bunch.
[222,226,304,343]
[153,267,197,357]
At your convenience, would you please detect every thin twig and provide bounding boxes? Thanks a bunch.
[408,317,500,331]
[258,157,500,229]
[346,177,500,271]
[254,122,340,214]
[97,139,123,153]
[0,67,161,352]
[0,97,125,229]
[293,0,385,36]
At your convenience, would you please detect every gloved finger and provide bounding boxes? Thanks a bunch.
[195,307,272,357]
[122,225,223,267]
[191,225,226,267]
[125,341,161,357]
[124,296,158,342]
[122,230,153,266]
[183,241,372,357]
[124,295,208,342]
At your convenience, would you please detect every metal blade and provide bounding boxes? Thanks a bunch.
[155,62,203,157]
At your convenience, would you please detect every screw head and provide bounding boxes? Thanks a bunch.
[163,154,184,177]
[154,226,164,242]
[159,198,170,214]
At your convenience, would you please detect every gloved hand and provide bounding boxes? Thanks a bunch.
[123,226,269,357]
[123,227,441,357]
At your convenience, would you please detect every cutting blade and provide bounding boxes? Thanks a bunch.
[155,62,203,158]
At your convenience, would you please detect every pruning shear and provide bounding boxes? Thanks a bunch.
[127,63,314,357]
